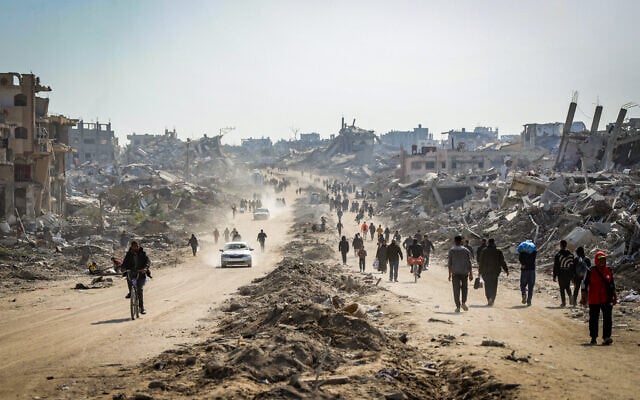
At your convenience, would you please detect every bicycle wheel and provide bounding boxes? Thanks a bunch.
[130,289,136,320]
[134,288,140,318]
[414,268,418,283]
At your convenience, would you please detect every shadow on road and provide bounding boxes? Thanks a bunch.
[91,318,131,325]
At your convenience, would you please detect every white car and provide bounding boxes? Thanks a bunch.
[253,208,270,220]
[220,241,253,268]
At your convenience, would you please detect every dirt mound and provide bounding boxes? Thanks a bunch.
[99,251,517,399]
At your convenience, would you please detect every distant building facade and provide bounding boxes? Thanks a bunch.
[380,124,432,149]
[241,137,273,154]
[67,120,118,166]
[443,126,499,152]
[521,122,586,150]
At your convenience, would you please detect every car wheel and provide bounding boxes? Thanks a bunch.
[248,263,252,268]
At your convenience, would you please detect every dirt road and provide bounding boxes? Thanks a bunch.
[337,214,639,400]
[0,188,298,399]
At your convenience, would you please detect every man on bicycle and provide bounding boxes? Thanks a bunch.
[408,239,424,277]
[122,241,151,314]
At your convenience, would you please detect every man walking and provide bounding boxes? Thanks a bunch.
[518,241,537,306]
[337,221,343,236]
[338,236,349,265]
[357,247,367,272]
[553,240,575,307]
[188,234,198,256]
[421,234,435,270]
[213,228,220,244]
[478,238,509,306]
[573,246,591,306]
[407,238,424,277]
[448,235,474,312]
[386,239,403,282]
[257,229,267,252]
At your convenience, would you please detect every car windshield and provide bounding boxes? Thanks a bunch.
[255,208,268,213]
[224,243,247,250]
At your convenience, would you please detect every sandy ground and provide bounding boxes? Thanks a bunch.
[0,184,299,399]
[336,214,640,400]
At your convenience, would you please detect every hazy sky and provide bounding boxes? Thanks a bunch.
[3,0,639,145]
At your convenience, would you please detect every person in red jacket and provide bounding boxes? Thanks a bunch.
[580,251,616,345]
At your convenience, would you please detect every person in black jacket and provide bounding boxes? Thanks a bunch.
[553,240,575,307]
[188,234,198,256]
[121,241,151,314]
[407,239,424,277]
[386,239,404,282]
[338,236,349,265]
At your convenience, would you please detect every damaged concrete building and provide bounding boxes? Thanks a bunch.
[554,101,640,172]
[380,124,434,149]
[67,120,119,167]
[325,118,377,162]
[443,126,499,151]
[0,72,74,223]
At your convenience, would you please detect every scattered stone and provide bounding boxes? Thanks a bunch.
[481,340,505,347]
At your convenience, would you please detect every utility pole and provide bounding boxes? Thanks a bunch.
[185,138,191,182]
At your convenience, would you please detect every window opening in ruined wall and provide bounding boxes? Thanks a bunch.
[14,164,31,181]
[14,94,27,107]
[15,127,28,139]
[411,161,422,170]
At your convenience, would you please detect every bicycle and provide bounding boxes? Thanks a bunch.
[127,269,146,320]
[408,257,424,283]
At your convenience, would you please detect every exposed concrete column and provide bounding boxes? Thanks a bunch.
[601,107,627,170]
[554,100,577,171]
[590,105,603,134]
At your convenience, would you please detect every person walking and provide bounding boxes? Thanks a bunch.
[376,241,388,275]
[338,236,349,265]
[478,238,509,306]
[188,234,198,256]
[463,239,475,261]
[369,223,376,241]
[518,241,537,306]
[337,221,343,236]
[393,230,401,243]
[361,222,369,240]
[573,246,591,306]
[384,227,391,243]
[352,233,363,259]
[448,236,474,312]
[386,239,403,282]
[213,228,220,244]
[580,251,616,345]
[476,238,487,260]
[223,227,230,242]
[257,229,267,252]
[553,240,575,307]
[421,234,435,269]
[357,247,367,273]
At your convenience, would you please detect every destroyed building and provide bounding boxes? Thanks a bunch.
[66,120,119,167]
[397,146,546,182]
[125,129,182,170]
[0,72,74,223]
[324,118,376,162]
[521,121,586,151]
[443,126,499,151]
[241,137,273,155]
[380,123,434,149]
[555,102,640,172]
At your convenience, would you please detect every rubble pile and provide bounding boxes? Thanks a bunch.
[373,171,640,292]
[97,251,516,400]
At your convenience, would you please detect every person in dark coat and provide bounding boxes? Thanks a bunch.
[407,239,424,277]
[476,238,487,260]
[580,251,616,345]
[386,239,404,282]
[478,238,509,306]
[573,246,591,305]
[369,223,376,241]
[121,241,151,314]
[188,234,198,256]
[338,236,349,265]
[376,241,388,274]
[352,234,363,260]
[553,240,575,307]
